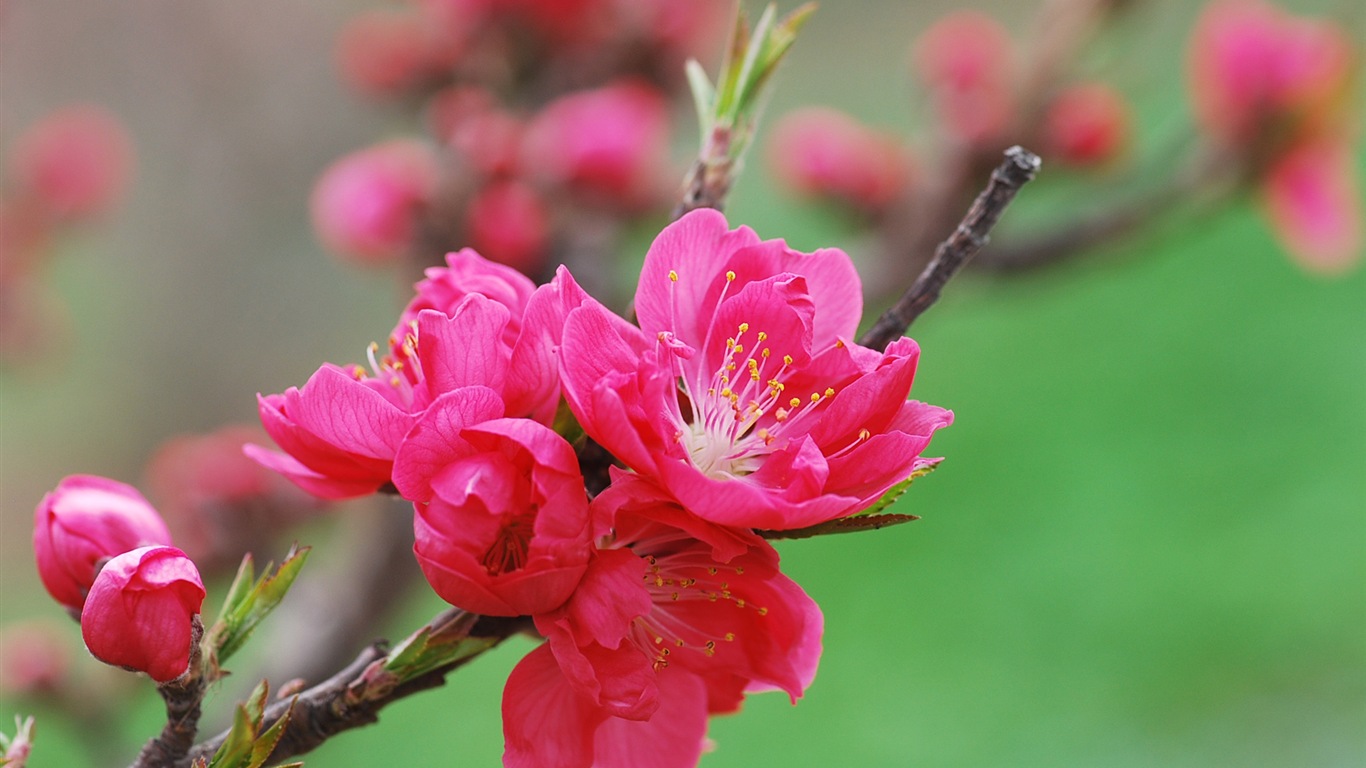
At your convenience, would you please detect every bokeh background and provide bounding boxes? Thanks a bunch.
[2,0,1363,765]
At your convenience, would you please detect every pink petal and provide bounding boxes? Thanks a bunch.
[634,209,762,345]
[592,668,711,768]
[412,298,511,404]
[286,365,415,460]
[503,644,602,768]
[389,386,505,501]
[1262,140,1362,273]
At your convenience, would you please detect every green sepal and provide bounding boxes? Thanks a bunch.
[687,2,817,162]
[209,546,311,664]
[758,459,941,540]
[382,611,498,683]
[205,681,301,768]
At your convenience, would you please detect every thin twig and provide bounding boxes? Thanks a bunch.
[859,146,1041,352]
[174,613,528,767]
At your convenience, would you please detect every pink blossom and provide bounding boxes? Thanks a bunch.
[80,546,205,683]
[395,248,537,348]
[1261,139,1362,273]
[251,264,587,497]
[309,139,438,266]
[392,389,592,616]
[521,80,671,207]
[1042,82,1131,167]
[249,293,514,499]
[1187,0,1353,150]
[768,107,911,211]
[502,478,823,767]
[912,12,1016,145]
[560,209,952,530]
[33,475,173,612]
[7,105,134,222]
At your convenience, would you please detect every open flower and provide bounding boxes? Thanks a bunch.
[502,476,822,768]
[80,545,205,683]
[560,209,952,530]
[33,475,173,612]
[251,258,590,499]
[391,387,593,616]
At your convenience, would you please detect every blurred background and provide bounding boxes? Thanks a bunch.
[1,0,1363,765]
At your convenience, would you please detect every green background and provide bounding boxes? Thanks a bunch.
[2,1,1362,765]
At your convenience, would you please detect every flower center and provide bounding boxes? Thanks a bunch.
[348,323,424,408]
[662,302,837,481]
[616,530,768,672]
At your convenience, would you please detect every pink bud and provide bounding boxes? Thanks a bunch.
[310,139,439,266]
[1042,83,1132,167]
[1187,1,1353,150]
[768,107,912,211]
[7,105,134,222]
[0,621,69,696]
[521,80,670,207]
[913,12,1016,144]
[466,180,548,275]
[80,546,205,683]
[33,475,173,612]
[449,108,524,179]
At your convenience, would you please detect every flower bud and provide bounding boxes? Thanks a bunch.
[1042,83,1131,167]
[768,107,911,211]
[521,80,670,207]
[80,546,205,683]
[7,105,134,222]
[912,12,1016,145]
[466,180,548,275]
[33,475,173,612]
[310,139,439,266]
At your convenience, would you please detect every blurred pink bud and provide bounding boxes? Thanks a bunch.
[913,12,1016,144]
[521,80,670,207]
[145,425,324,573]
[768,107,912,211]
[0,621,69,696]
[310,139,439,266]
[80,546,205,683]
[467,180,548,275]
[7,105,134,222]
[1042,83,1132,166]
[638,0,732,63]
[450,108,524,179]
[336,10,452,98]
[427,86,494,144]
[1261,139,1362,273]
[1187,0,1354,149]
[505,0,608,45]
[33,475,173,613]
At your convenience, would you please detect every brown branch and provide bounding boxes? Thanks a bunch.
[175,613,528,767]
[859,146,1041,352]
[973,144,1237,273]
[132,618,208,768]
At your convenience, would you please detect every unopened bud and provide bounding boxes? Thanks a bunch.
[80,546,205,683]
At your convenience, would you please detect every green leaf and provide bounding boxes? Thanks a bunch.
[213,546,310,663]
[759,512,921,540]
[382,611,499,683]
[861,458,942,518]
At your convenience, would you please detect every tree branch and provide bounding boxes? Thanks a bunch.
[859,146,1041,352]
[174,612,528,767]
